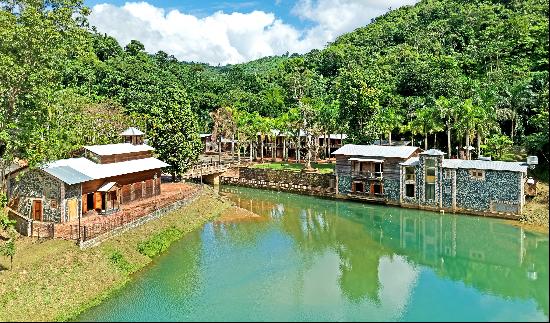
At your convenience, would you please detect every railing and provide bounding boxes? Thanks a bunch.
[183,161,239,179]
[351,171,383,179]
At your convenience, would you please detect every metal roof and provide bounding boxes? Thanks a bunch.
[442,159,528,172]
[43,157,170,184]
[44,166,93,185]
[349,158,384,163]
[332,144,419,159]
[120,127,144,136]
[97,181,117,192]
[84,143,154,156]
[420,149,445,156]
[400,157,419,166]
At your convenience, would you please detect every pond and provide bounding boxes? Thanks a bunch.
[77,186,549,322]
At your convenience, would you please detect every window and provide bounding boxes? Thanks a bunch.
[405,167,415,181]
[470,169,485,180]
[444,169,452,179]
[50,199,58,209]
[425,158,437,200]
[425,183,435,200]
[373,183,382,195]
[444,186,451,194]
[406,184,415,197]
[375,163,383,177]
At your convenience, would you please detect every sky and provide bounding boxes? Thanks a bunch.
[84,0,418,65]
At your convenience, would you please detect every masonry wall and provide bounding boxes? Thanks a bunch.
[455,169,523,214]
[8,169,63,222]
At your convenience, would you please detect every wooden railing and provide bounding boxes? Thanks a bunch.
[351,171,383,179]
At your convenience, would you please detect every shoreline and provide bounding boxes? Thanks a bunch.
[220,183,549,235]
[0,187,233,322]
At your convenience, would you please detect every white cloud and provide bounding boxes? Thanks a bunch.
[88,0,417,65]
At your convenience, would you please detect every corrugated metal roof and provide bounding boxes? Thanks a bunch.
[84,143,154,156]
[442,159,528,172]
[120,127,144,136]
[332,144,419,158]
[420,149,445,156]
[349,158,384,163]
[400,157,419,166]
[43,157,170,184]
[44,166,93,185]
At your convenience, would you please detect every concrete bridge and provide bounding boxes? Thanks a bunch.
[181,161,237,184]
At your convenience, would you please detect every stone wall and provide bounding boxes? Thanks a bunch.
[456,169,522,213]
[383,178,400,203]
[441,170,453,209]
[8,169,62,222]
[239,167,335,188]
[221,167,336,197]
[64,183,82,222]
[338,175,351,194]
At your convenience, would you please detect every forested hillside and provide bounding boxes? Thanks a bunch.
[1,0,548,179]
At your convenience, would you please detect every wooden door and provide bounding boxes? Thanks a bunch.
[32,200,43,221]
[67,198,78,221]
[82,194,88,213]
[94,192,102,210]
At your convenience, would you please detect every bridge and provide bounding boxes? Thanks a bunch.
[181,161,238,184]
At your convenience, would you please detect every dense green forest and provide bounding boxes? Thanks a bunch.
[1,0,548,179]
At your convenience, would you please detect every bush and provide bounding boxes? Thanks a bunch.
[137,227,183,258]
[108,250,134,273]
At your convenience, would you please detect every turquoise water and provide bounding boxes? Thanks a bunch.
[78,186,549,322]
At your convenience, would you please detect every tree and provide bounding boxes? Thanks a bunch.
[408,105,443,150]
[0,0,89,174]
[147,88,202,180]
[481,134,513,160]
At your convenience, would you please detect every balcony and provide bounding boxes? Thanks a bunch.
[351,171,383,179]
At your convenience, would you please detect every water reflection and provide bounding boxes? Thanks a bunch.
[220,186,549,317]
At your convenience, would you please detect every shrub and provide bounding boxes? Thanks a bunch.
[137,226,183,258]
[108,251,134,273]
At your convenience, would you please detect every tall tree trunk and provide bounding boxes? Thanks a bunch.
[283,139,287,161]
[465,130,471,160]
[388,132,392,146]
[249,141,253,162]
[231,134,234,160]
[511,117,515,143]
[218,138,221,163]
[296,138,301,163]
[260,136,264,162]
[447,122,451,158]
[324,133,328,159]
[424,133,428,150]
[476,132,481,158]
[434,133,437,148]
[328,136,332,160]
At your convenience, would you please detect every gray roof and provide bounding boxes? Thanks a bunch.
[420,149,445,156]
[120,127,144,136]
[400,157,419,166]
[84,143,154,156]
[442,159,528,172]
[43,166,93,185]
[332,144,419,159]
[43,157,170,184]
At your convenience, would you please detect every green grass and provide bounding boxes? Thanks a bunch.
[0,189,231,322]
[251,162,335,174]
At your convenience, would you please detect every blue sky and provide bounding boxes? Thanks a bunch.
[85,0,311,27]
[84,0,417,65]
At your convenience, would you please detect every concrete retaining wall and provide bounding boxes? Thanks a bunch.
[79,189,202,249]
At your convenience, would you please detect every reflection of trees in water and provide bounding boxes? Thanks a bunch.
[221,187,549,315]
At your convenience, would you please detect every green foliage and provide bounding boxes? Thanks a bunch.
[1,0,548,176]
[481,134,514,160]
[108,250,134,273]
[146,88,202,178]
[137,227,183,258]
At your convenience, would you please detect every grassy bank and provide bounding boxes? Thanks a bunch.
[251,162,335,174]
[521,181,549,232]
[0,188,232,322]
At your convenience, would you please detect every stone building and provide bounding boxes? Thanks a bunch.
[332,144,422,202]
[6,128,169,224]
[333,145,529,216]
[399,149,527,216]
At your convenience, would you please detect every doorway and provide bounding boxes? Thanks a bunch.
[86,193,94,212]
[32,200,43,221]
